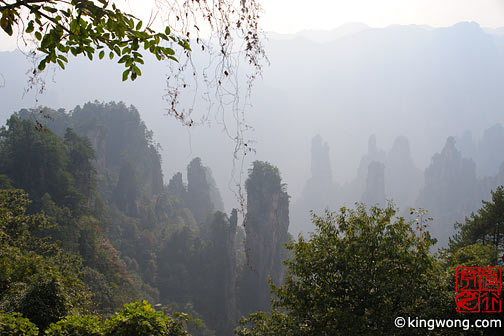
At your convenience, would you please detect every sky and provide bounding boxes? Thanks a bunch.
[259,0,504,32]
[2,0,504,51]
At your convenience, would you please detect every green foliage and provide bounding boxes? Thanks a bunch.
[0,190,92,331]
[245,161,285,199]
[234,311,295,336]
[0,0,187,81]
[450,186,504,251]
[237,203,447,336]
[0,175,12,189]
[45,315,104,336]
[104,301,190,336]
[114,161,140,217]
[5,101,504,335]
[2,108,163,312]
[3,302,193,336]
[69,102,164,198]
[239,160,290,315]
[186,158,215,225]
[64,128,96,207]
[0,116,68,206]
[166,173,187,203]
[441,188,504,335]
[154,210,239,335]
[446,243,498,268]
[0,189,48,247]
[157,226,198,305]
[18,277,71,331]
[0,312,38,336]
[80,267,115,314]
[0,117,129,316]
[0,116,94,213]
[192,212,237,335]
[2,105,237,334]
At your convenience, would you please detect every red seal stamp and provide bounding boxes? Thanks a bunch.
[455,267,501,313]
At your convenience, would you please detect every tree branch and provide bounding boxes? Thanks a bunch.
[21,2,72,35]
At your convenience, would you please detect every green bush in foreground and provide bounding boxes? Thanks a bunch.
[1,301,191,336]
[45,315,103,336]
[104,301,189,336]
[236,204,449,336]
[0,312,39,336]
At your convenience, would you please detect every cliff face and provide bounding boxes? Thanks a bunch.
[14,102,165,209]
[362,161,386,207]
[240,161,290,313]
[385,136,423,211]
[201,210,238,336]
[71,102,164,199]
[338,134,387,205]
[355,135,387,198]
[416,137,481,246]
[186,157,225,225]
[291,135,338,236]
[224,210,238,331]
[476,123,504,178]
[311,134,333,184]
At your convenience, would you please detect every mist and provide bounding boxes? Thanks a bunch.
[2,22,504,243]
[4,14,504,334]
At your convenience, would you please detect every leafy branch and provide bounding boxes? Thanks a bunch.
[0,0,190,80]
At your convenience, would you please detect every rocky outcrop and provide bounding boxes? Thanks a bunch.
[196,210,238,336]
[311,134,333,183]
[239,161,290,314]
[186,157,225,224]
[166,172,187,202]
[476,123,504,178]
[361,161,386,207]
[291,135,337,236]
[385,136,423,211]
[416,137,481,246]
[340,134,386,204]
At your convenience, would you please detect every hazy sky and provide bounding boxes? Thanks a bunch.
[259,0,504,32]
[1,0,504,51]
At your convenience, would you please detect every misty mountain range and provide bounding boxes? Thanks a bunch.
[2,21,504,245]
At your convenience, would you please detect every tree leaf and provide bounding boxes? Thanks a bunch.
[133,65,141,76]
[43,6,58,14]
[122,69,130,81]
[26,21,34,34]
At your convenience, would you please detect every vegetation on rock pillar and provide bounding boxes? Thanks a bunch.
[186,157,223,225]
[238,161,290,314]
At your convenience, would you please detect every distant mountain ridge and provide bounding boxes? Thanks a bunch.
[268,22,371,43]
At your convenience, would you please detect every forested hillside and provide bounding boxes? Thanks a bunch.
[0,102,291,335]
[0,101,503,335]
